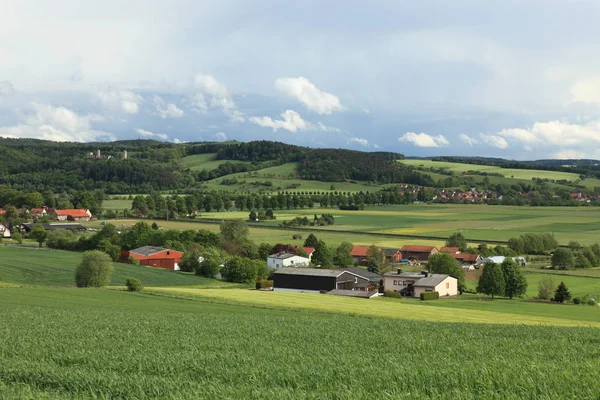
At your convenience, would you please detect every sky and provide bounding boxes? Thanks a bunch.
[2,0,600,160]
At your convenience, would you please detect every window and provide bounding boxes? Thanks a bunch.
[446,282,450,289]
[167,251,170,255]
[290,260,294,265]
[393,280,397,285]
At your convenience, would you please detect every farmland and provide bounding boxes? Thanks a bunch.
[180,153,251,171]
[1,286,600,399]
[96,203,600,246]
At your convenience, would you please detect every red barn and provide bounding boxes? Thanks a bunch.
[122,246,184,270]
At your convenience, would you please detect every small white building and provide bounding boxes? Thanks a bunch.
[0,223,11,238]
[267,253,310,270]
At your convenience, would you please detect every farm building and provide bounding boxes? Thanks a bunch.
[384,269,457,298]
[30,207,47,218]
[267,252,311,269]
[451,253,483,265]
[340,267,383,291]
[0,223,11,237]
[50,209,92,221]
[440,247,460,254]
[350,245,370,265]
[483,256,527,266]
[21,223,87,233]
[400,245,439,262]
[384,249,403,264]
[122,246,183,271]
[273,268,371,293]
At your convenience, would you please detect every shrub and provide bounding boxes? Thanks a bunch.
[125,277,143,292]
[573,297,581,305]
[255,280,274,290]
[420,291,440,301]
[384,290,402,299]
[128,255,140,266]
[75,251,114,288]
[588,299,597,306]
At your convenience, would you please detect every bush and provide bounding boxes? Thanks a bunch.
[128,255,140,266]
[75,251,114,288]
[573,297,581,305]
[255,280,274,290]
[384,290,402,299]
[420,291,440,301]
[125,277,143,292]
[588,299,597,306]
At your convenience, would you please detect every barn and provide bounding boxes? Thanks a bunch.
[122,246,183,270]
[273,268,370,293]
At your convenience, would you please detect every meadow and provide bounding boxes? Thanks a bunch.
[179,153,251,171]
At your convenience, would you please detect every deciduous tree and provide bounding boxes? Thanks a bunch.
[477,262,505,299]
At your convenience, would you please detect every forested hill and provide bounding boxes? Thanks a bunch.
[0,138,416,193]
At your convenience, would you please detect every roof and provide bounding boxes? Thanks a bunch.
[484,256,506,264]
[274,267,342,277]
[22,223,86,231]
[300,247,315,254]
[383,271,425,279]
[342,267,383,281]
[268,252,300,260]
[451,253,481,262]
[401,245,437,253]
[129,246,178,257]
[350,245,370,257]
[412,274,454,288]
[440,247,460,253]
[384,248,402,255]
[53,209,90,217]
[327,290,379,299]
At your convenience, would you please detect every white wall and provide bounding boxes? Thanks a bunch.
[413,277,458,298]
[267,255,310,269]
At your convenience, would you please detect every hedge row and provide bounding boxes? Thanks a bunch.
[255,280,274,290]
[384,290,402,299]
[420,291,440,301]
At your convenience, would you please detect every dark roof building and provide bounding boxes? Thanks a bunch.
[273,267,370,293]
[21,223,87,232]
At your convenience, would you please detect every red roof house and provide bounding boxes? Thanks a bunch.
[450,253,483,265]
[350,245,371,265]
[300,247,316,260]
[121,246,184,270]
[440,247,460,254]
[400,245,439,262]
[51,209,92,221]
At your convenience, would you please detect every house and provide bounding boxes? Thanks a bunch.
[384,248,403,264]
[273,268,370,293]
[298,246,315,260]
[0,223,11,237]
[400,245,439,262]
[384,269,458,298]
[341,267,383,291]
[267,253,311,269]
[450,253,483,265]
[350,245,370,265]
[440,247,460,254]
[30,207,47,218]
[122,246,184,270]
[21,223,87,233]
[51,209,92,221]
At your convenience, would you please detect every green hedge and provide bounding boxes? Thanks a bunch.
[255,280,274,290]
[384,290,402,299]
[420,291,440,301]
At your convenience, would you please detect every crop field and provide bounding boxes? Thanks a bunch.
[102,199,133,210]
[1,286,600,399]
[179,153,251,171]
[401,159,582,182]
[0,247,240,288]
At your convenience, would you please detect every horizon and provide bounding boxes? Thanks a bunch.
[2,1,600,160]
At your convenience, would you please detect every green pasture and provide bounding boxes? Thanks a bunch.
[0,246,239,288]
[401,159,582,182]
[102,199,132,210]
[2,287,599,398]
[180,153,251,171]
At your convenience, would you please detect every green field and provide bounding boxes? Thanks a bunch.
[0,246,239,288]
[180,153,251,171]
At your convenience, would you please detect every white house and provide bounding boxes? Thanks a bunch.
[267,253,311,269]
[384,269,458,298]
[0,223,11,238]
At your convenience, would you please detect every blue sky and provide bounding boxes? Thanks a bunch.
[2,0,600,159]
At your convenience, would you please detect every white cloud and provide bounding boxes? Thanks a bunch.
[153,95,184,119]
[459,133,478,146]
[194,74,244,122]
[135,128,168,140]
[185,93,208,113]
[552,149,587,160]
[0,102,113,142]
[249,110,338,133]
[399,132,449,147]
[569,77,600,104]
[0,81,15,97]
[214,132,227,141]
[98,89,142,114]
[349,137,369,147]
[497,120,600,147]
[275,77,344,115]
[480,134,509,149]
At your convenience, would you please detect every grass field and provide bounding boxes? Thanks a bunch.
[0,246,240,288]
[1,286,600,399]
[180,153,251,171]
[402,159,582,182]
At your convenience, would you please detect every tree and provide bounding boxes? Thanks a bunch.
[476,262,505,299]
[125,277,143,292]
[179,251,201,272]
[311,240,332,267]
[11,231,23,244]
[500,259,527,299]
[365,245,385,274]
[29,224,47,248]
[97,239,120,261]
[304,233,319,248]
[196,247,222,278]
[221,256,264,283]
[258,243,273,260]
[249,210,258,221]
[333,242,354,268]
[220,219,249,243]
[295,248,309,258]
[427,253,465,292]
[446,232,468,252]
[537,277,555,300]
[75,251,114,287]
[554,281,571,303]
[507,237,525,254]
[151,222,159,230]
[551,248,575,270]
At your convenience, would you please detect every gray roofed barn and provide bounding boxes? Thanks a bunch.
[273,267,342,277]
[129,246,171,256]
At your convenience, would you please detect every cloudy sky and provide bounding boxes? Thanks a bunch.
[2,0,600,159]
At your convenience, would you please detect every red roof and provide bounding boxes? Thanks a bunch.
[400,245,437,253]
[31,208,45,215]
[350,246,370,257]
[54,209,90,217]
[301,247,315,255]
[451,253,480,262]
[440,247,460,254]
[0,209,5,215]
